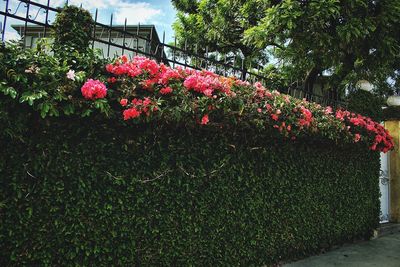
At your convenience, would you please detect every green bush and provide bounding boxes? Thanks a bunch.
[0,114,380,266]
[347,90,383,121]
[52,5,94,54]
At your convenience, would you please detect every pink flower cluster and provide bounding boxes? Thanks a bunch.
[105,56,239,98]
[297,106,313,127]
[336,110,393,152]
[105,55,241,124]
[81,79,107,100]
[121,97,158,121]
[106,55,142,78]
[86,55,394,152]
[106,56,184,89]
[251,81,393,152]
[183,70,234,97]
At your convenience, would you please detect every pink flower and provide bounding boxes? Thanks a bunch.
[257,108,262,113]
[107,77,117,83]
[143,97,151,107]
[160,87,173,95]
[106,64,114,73]
[203,89,213,97]
[183,71,232,97]
[123,108,140,120]
[81,79,107,100]
[121,55,128,63]
[325,106,333,114]
[158,68,182,85]
[201,114,209,125]
[298,107,313,127]
[142,78,158,89]
[265,91,273,99]
[354,134,361,142]
[120,98,128,106]
[66,70,76,81]
[136,56,159,76]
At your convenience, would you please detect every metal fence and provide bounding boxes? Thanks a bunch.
[0,0,346,108]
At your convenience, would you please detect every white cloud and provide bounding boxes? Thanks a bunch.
[114,2,161,24]
[37,0,116,9]
[35,0,162,25]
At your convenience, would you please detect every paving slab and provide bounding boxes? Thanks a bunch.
[285,232,400,267]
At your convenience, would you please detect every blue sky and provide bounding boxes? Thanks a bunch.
[1,0,177,42]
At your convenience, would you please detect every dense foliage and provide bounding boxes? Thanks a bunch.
[347,89,384,122]
[0,40,107,118]
[0,5,388,265]
[173,0,400,95]
[0,114,381,266]
[52,5,94,55]
[172,0,268,68]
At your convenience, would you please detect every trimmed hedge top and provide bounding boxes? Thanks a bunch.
[0,117,381,266]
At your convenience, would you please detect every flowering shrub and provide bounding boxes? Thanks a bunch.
[94,55,393,152]
[0,41,393,153]
[336,110,392,152]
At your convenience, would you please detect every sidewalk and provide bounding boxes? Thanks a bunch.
[285,232,400,267]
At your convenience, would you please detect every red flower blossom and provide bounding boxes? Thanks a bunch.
[107,77,117,84]
[160,87,173,95]
[201,114,209,125]
[123,108,140,120]
[354,134,361,142]
[120,98,128,107]
[297,106,313,127]
[121,55,128,63]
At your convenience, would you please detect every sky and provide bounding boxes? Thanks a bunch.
[0,0,177,42]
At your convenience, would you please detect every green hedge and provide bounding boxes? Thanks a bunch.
[0,114,380,266]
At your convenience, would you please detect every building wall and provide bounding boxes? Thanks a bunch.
[15,26,157,59]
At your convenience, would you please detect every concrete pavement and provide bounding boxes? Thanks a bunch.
[285,232,400,267]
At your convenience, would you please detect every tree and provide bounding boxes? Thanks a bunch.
[173,0,400,96]
[171,0,274,71]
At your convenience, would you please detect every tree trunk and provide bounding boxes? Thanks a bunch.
[304,67,320,95]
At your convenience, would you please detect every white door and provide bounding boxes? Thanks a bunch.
[379,152,390,223]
